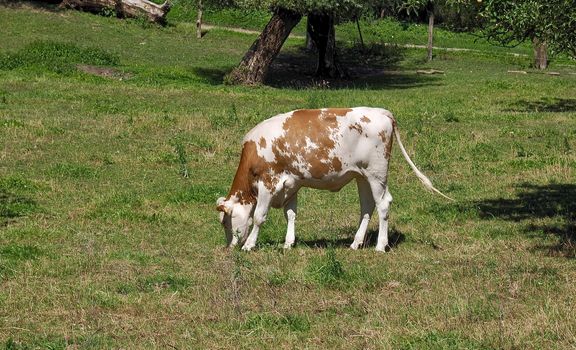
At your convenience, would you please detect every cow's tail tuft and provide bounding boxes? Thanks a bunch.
[393,125,454,201]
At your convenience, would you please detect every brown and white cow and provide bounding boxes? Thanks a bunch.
[216,107,452,251]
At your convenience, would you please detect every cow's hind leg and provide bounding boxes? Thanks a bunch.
[369,181,393,252]
[283,194,297,249]
[351,178,375,250]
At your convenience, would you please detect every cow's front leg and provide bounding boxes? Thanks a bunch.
[229,234,239,248]
[242,190,272,251]
[283,194,298,249]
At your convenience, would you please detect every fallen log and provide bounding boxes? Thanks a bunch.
[60,0,171,24]
[416,69,444,75]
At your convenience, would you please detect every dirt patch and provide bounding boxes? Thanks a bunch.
[76,64,132,80]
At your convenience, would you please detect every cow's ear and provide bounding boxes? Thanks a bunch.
[216,204,231,214]
[216,197,232,215]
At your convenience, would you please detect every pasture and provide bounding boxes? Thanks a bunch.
[1,3,575,349]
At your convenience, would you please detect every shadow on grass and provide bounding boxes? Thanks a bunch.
[192,67,233,86]
[297,227,405,250]
[192,43,441,90]
[266,44,442,90]
[476,183,575,258]
[0,189,37,226]
[506,98,576,113]
[0,0,61,10]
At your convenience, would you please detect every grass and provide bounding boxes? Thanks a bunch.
[1,3,576,349]
[0,40,119,73]
[169,4,537,56]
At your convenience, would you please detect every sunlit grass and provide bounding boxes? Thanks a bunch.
[0,4,575,349]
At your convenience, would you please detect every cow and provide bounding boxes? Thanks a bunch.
[216,107,452,252]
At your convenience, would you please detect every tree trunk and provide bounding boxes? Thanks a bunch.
[226,8,302,85]
[196,0,202,39]
[61,0,170,24]
[307,12,346,78]
[356,18,365,50]
[305,17,316,52]
[533,38,548,70]
[426,2,434,62]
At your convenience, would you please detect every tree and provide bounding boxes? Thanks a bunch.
[226,8,302,85]
[196,0,203,38]
[225,0,367,85]
[481,0,576,69]
[307,11,347,78]
[401,0,469,61]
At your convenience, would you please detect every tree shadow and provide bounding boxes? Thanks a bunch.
[476,183,575,258]
[297,227,405,250]
[0,0,61,10]
[0,189,37,226]
[505,98,576,113]
[191,67,232,85]
[265,44,443,90]
[191,43,440,89]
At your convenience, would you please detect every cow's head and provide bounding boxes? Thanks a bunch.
[216,197,254,247]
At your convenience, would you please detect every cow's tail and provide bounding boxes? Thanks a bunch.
[393,125,454,201]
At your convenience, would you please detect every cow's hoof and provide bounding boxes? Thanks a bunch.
[241,244,254,251]
[375,246,387,252]
[283,243,293,249]
[350,242,360,250]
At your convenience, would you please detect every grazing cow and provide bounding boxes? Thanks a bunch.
[216,107,452,251]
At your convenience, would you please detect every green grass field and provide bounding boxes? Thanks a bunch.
[1,3,576,349]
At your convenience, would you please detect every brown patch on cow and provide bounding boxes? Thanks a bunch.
[385,133,394,159]
[270,109,348,180]
[227,138,292,201]
[226,109,351,201]
[258,137,266,148]
[331,157,342,172]
[322,108,353,118]
[360,116,371,123]
[378,130,388,144]
[379,129,394,159]
[380,119,396,159]
[348,122,363,134]
[226,141,260,204]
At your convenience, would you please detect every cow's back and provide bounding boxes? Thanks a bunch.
[243,107,395,190]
